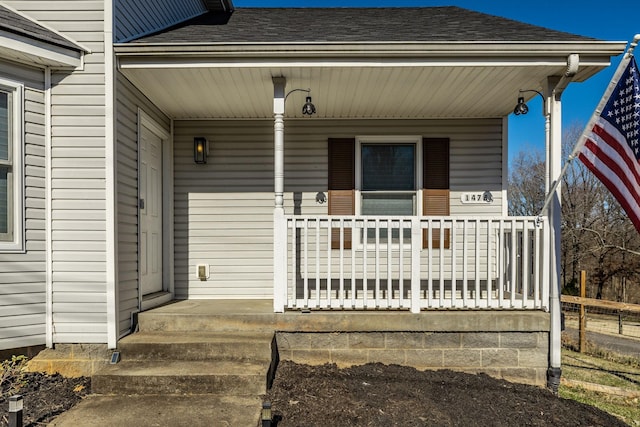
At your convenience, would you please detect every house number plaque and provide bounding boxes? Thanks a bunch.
[460,191,494,204]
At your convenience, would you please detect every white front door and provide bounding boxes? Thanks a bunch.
[139,124,163,295]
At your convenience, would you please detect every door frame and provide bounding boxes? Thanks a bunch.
[137,108,174,311]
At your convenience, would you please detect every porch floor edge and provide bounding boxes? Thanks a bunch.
[138,299,550,333]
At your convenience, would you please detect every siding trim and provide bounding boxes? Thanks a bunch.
[105,0,117,349]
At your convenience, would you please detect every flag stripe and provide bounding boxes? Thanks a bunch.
[592,121,640,189]
[579,149,640,231]
[583,119,640,210]
[580,140,640,212]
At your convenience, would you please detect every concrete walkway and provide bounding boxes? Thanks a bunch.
[48,394,261,426]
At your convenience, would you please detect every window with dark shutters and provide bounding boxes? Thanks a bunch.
[327,136,450,250]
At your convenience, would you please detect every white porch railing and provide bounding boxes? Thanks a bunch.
[274,216,549,312]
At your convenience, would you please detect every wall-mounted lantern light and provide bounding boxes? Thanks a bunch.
[194,137,207,164]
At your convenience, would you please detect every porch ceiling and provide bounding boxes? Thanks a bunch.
[116,45,624,120]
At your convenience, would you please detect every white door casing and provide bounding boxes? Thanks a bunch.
[139,122,163,296]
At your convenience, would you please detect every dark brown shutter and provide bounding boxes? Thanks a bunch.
[328,138,355,249]
[423,138,450,249]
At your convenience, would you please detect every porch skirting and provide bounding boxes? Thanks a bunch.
[275,311,549,386]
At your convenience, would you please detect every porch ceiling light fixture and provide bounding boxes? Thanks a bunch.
[513,96,528,115]
[194,137,207,164]
[285,88,317,116]
[513,89,544,115]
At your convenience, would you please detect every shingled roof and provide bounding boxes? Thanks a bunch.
[0,5,82,51]
[130,6,597,44]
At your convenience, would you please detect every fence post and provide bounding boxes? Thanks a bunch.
[579,270,586,353]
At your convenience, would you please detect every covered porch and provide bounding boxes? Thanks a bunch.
[113,8,624,324]
[115,44,615,313]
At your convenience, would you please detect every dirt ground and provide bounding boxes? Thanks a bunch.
[263,361,630,427]
[0,372,90,427]
[0,362,630,426]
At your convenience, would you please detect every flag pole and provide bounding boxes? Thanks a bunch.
[536,34,640,220]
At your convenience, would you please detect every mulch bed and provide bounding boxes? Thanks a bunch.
[0,373,90,427]
[264,361,629,426]
[0,363,629,426]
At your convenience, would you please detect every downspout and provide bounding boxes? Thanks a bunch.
[546,53,579,393]
[104,0,118,349]
[45,66,53,348]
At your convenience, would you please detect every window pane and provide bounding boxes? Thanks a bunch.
[362,144,415,191]
[362,193,413,242]
[0,92,8,161]
[361,193,414,216]
[0,167,7,234]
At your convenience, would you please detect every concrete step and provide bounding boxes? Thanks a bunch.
[137,311,280,333]
[117,331,274,362]
[92,360,268,395]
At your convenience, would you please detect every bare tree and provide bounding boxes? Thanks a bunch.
[508,149,545,216]
[508,123,640,302]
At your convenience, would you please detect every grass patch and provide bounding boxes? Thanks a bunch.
[561,348,640,426]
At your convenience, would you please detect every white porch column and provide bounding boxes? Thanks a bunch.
[546,76,563,392]
[273,77,286,312]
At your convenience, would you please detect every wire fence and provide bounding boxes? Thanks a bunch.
[561,293,640,361]
[562,301,640,340]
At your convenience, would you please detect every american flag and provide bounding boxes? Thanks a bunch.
[578,56,640,232]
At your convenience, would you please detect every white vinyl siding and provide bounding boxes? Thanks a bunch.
[4,1,109,344]
[114,0,206,42]
[173,118,503,299]
[0,60,46,351]
[116,71,170,337]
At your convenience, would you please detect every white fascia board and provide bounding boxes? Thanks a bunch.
[118,56,612,70]
[114,40,627,57]
[0,30,83,68]
[115,41,626,72]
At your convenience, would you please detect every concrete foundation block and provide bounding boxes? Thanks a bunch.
[405,349,444,368]
[349,332,386,349]
[26,344,110,377]
[384,332,424,349]
[310,332,349,349]
[518,347,549,368]
[500,332,543,349]
[481,348,519,368]
[461,332,500,348]
[276,333,311,350]
[288,349,332,365]
[331,349,369,367]
[424,332,461,349]
[443,349,482,368]
[368,349,406,365]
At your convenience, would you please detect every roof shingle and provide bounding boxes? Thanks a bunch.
[130,7,597,44]
[0,5,82,51]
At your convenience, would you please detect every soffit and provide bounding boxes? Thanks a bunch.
[117,46,622,120]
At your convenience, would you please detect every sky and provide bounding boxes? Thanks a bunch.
[233,0,639,163]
